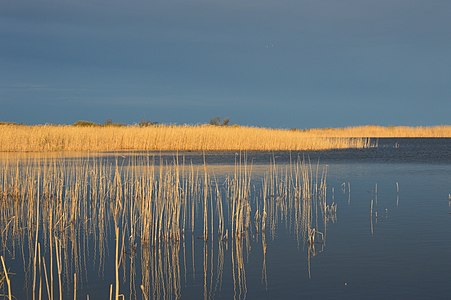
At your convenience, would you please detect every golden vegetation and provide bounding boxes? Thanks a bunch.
[302,125,451,138]
[0,124,372,152]
[0,155,332,298]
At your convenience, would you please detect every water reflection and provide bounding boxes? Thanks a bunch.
[0,154,340,299]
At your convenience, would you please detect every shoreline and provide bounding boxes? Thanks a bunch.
[0,124,450,152]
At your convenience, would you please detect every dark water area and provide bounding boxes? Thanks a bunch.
[98,138,451,165]
[1,138,451,299]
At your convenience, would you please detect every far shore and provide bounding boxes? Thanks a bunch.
[0,123,450,152]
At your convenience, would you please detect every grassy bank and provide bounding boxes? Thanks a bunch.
[0,124,373,152]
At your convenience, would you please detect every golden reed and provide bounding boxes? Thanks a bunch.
[0,124,376,152]
[303,125,451,138]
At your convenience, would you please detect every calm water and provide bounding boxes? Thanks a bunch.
[1,138,451,299]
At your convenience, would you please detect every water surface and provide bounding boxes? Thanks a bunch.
[1,138,451,299]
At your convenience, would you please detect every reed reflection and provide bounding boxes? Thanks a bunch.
[0,154,338,299]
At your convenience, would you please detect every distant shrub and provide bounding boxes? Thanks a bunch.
[209,117,230,126]
[0,121,22,126]
[104,123,126,127]
[103,119,126,127]
[73,120,99,127]
[138,120,159,127]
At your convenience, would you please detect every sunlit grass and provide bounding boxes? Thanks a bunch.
[0,124,373,152]
[302,125,451,137]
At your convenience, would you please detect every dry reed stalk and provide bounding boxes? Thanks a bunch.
[203,159,209,241]
[42,255,51,300]
[38,244,42,300]
[261,233,267,290]
[55,238,62,300]
[370,200,374,236]
[140,285,148,300]
[49,211,54,300]
[32,171,41,300]
[115,226,120,300]
[209,235,215,300]
[1,256,12,300]
[203,242,208,300]
[375,183,378,206]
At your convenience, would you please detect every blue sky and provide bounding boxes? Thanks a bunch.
[1,0,450,128]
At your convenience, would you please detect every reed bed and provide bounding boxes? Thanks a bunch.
[303,125,451,138]
[0,124,372,152]
[0,154,335,299]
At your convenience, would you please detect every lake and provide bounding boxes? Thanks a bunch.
[1,138,451,299]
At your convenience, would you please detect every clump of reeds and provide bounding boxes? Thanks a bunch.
[0,153,333,298]
[0,124,373,152]
[302,125,451,138]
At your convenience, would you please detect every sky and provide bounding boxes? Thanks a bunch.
[1,0,450,128]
